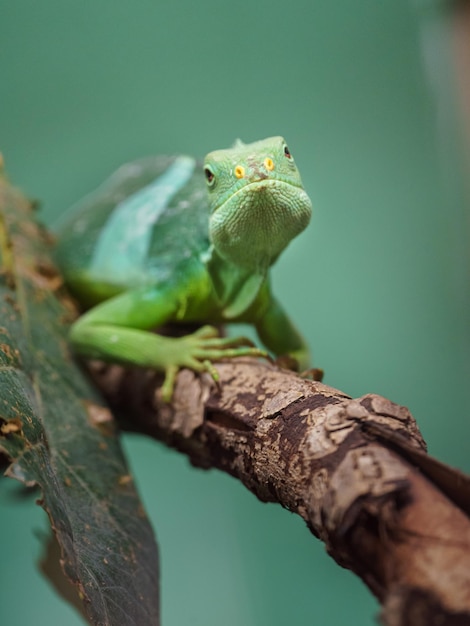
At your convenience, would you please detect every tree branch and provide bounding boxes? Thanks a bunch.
[89,359,470,626]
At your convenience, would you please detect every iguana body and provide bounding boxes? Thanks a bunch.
[55,137,313,400]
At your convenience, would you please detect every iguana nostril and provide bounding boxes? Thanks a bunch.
[234,165,245,179]
[264,157,274,171]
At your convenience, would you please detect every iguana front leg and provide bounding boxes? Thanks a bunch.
[69,284,266,401]
[254,295,310,371]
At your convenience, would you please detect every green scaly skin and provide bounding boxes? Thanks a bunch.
[55,137,313,401]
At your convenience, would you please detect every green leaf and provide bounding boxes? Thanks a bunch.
[0,172,160,625]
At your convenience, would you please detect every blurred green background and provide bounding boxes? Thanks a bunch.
[1,1,469,624]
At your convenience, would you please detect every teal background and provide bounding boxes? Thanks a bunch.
[1,1,469,625]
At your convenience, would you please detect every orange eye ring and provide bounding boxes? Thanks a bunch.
[234,165,245,179]
[264,157,274,171]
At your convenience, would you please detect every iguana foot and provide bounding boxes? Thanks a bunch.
[301,367,324,382]
[161,325,268,402]
[275,354,324,382]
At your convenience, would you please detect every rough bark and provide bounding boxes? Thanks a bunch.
[89,359,470,626]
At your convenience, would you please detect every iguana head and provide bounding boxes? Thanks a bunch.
[203,136,312,273]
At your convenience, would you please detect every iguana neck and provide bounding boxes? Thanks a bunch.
[205,247,267,319]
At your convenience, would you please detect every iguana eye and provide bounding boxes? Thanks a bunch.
[283,145,292,159]
[204,166,215,186]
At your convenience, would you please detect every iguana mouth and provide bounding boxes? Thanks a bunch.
[212,178,304,213]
